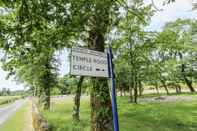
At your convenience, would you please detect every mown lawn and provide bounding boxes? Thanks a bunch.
[42,95,197,131]
[0,102,28,131]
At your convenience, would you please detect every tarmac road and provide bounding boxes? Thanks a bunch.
[0,99,25,125]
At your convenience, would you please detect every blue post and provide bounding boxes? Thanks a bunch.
[107,47,119,131]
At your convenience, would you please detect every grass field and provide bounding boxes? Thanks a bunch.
[0,102,28,131]
[0,96,20,106]
[42,94,197,131]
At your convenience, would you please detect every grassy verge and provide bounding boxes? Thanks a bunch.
[42,94,197,131]
[0,101,28,131]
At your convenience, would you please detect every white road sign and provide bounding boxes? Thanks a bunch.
[70,47,109,77]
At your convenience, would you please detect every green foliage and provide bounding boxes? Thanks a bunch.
[153,19,197,86]
[111,0,154,98]
[58,75,78,94]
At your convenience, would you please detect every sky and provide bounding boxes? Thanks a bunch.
[145,0,197,31]
[0,0,196,91]
[0,66,25,91]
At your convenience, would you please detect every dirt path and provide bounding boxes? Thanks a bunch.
[23,99,34,131]
[0,99,25,125]
[139,95,197,103]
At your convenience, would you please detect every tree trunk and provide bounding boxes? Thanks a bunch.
[123,89,126,96]
[179,52,195,92]
[134,81,138,104]
[129,86,133,103]
[43,84,50,110]
[89,31,113,131]
[155,83,159,94]
[129,74,134,103]
[120,87,123,97]
[42,62,51,110]
[90,78,112,131]
[184,76,195,92]
[161,80,169,95]
[87,1,113,130]
[40,80,50,110]
[138,80,143,96]
[175,84,181,94]
[177,84,182,94]
[73,76,84,121]
[33,84,37,96]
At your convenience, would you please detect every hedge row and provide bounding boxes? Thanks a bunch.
[32,101,50,131]
[0,97,20,106]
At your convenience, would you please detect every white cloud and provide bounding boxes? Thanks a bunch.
[0,69,25,91]
[56,48,70,76]
[145,0,197,31]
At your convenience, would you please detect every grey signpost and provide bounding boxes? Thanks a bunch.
[70,47,119,131]
[70,47,109,77]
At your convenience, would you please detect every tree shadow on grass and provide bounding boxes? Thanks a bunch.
[49,119,90,131]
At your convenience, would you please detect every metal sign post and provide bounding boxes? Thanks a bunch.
[70,47,120,131]
[108,47,119,131]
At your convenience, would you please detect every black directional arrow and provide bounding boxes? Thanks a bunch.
[96,68,105,71]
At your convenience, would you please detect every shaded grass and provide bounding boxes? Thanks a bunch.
[43,100,90,131]
[43,95,197,131]
[0,101,28,131]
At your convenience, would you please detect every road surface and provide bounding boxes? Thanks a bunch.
[0,99,25,125]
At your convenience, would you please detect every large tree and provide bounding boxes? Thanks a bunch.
[155,19,197,92]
